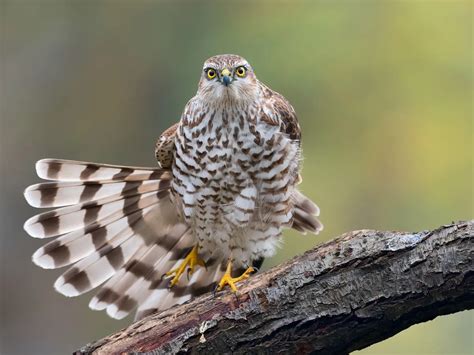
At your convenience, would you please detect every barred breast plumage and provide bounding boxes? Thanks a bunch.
[24,54,322,322]
[173,84,300,269]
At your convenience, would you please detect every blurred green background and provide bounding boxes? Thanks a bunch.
[1,1,472,354]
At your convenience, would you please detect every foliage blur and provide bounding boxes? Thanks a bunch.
[1,1,472,354]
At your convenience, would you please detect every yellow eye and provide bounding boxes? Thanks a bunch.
[236,66,246,77]
[207,69,216,79]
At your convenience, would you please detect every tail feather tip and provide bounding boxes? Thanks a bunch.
[35,159,52,180]
[89,297,107,311]
[32,250,55,269]
[106,304,129,320]
[23,218,45,239]
[54,279,80,297]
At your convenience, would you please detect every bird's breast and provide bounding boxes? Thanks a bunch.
[172,106,299,232]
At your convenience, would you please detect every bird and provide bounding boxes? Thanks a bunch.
[23,54,323,321]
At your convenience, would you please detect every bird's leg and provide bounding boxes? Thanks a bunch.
[217,260,255,292]
[165,246,205,287]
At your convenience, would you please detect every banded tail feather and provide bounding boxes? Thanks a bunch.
[104,226,195,319]
[291,190,323,234]
[88,244,152,311]
[24,183,169,238]
[24,159,199,320]
[25,159,321,321]
[24,178,170,209]
[32,207,146,269]
[35,159,167,182]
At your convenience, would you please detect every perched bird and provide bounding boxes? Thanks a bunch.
[24,54,323,321]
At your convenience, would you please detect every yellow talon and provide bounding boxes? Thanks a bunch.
[217,261,255,292]
[166,246,205,287]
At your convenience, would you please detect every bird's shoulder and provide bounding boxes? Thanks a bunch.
[180,96,208,128]
[257,81,301,141]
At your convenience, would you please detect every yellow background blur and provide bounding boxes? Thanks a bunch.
[1,1,472,354]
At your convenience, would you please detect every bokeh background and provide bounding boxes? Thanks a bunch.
[1,1,472,354]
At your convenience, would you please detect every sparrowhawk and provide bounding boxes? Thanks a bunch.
[24,54,323,321]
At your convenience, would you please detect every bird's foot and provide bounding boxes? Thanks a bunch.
[217,261,255,292]
[165,246,205,287]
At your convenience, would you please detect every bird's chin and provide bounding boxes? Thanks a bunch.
[214,86,239,101]
[202,83,250,104]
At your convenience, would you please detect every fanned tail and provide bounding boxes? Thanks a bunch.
[24,159,222,320]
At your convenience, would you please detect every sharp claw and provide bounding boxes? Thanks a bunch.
[212,284,219,297]
[163,246,204,287]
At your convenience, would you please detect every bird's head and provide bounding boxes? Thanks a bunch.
[197,54,259,104]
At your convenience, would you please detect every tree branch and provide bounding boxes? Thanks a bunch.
[75,220,474,354]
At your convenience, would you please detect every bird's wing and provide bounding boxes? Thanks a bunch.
[155,122,179,168]
[258,82,302,142]
[259,82,322,234]
[270,92,302,142]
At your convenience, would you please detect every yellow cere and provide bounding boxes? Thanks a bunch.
[221,68,231,77]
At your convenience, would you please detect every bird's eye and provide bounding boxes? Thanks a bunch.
[206,69,217,80]
[236,66,246,77]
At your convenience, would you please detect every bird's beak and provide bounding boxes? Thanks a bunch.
[221,68,231,86]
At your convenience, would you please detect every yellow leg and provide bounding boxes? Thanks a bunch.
[217,261,255,292]
[166,246,205,287]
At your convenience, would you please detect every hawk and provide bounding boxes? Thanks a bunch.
[24,54,323,321]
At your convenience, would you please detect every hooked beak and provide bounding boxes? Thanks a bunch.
[221,68,231,86]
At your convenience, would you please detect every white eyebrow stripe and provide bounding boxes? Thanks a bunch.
[202,61,249,70]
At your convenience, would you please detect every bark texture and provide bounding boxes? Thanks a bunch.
[76,220,474,354]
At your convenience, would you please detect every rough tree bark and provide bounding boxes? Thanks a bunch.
[76,220,473,354]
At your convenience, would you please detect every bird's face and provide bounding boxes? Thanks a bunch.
[197,54,259,104]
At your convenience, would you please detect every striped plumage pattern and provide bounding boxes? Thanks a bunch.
[24,54,322,321]
[171,54,322,270]
[24,159,210,319]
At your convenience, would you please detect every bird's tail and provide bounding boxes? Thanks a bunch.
[24,159,225,320]
[292,189,323,234]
